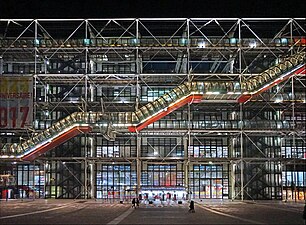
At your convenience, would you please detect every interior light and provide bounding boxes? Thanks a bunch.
[198,41,206,48]
[180,38,187,46]
[83,39,91,46]
[34,39,40,46]
[230,38,237,45]
[249,40,257,48]
[274,98,283,103]
[281,38,288,45]
[131,38,138,45]
[102,55,108,61]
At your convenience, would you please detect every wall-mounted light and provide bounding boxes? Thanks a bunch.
[249,40,257,48]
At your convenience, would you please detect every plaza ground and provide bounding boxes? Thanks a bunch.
[0,199,305,224]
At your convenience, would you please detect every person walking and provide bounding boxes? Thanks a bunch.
[132,198,136,208]
[189,200,195,213]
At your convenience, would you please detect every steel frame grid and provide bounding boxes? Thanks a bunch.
[0,18,305,201]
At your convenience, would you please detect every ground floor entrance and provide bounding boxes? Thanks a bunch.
[1,162,305,200]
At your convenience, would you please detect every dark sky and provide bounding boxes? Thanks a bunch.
[0,0,305,18]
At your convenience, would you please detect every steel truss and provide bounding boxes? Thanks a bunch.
[0,18,305,200]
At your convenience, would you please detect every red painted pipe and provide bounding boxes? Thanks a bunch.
[238,65,305,103]
[128,94,202,132]
[22,126,92,161]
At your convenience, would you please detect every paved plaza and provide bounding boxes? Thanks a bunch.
[0,199,305,224]
[0,199,304,224]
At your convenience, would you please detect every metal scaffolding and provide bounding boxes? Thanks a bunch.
[0,18,305,200]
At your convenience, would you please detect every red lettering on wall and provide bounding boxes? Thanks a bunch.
[0,107,8,127]
[20,107,29,128]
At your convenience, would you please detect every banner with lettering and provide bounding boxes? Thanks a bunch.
[0,75,33,129]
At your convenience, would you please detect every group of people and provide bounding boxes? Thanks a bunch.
[131,198,140,208]
[131,197,195,213]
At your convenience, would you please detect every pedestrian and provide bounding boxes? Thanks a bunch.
[136,198,140,208]
[189,200,195,213]
[303,202,306,225]
[132,198,136,208]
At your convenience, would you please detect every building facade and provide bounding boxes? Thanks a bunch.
[0,18,305,201]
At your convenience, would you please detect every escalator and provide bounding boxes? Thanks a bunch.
[0,51,305,161]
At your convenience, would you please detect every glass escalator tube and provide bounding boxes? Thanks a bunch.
[58,118,68,130]
[152,99,163,112]
[277,62,287,74]
[240,81,246,93]
[168,88,180,102]
[190,82,201,93]
[69,112,78,124]
[118,112,125,124]
[8,144,17,155]
[259,72,269,84]
[32,135,41,145]
[48,126,57,137]
[173,86,185,99]
[272,65,282,78]
[255,76,265,89]
[163,92,175,104]
[289,57,299,66]
[216,82,225,94]
[125,112,133,124]
[65,115,74,127]
[284,59,293,70]
[131,112,139,124]
[89,112,97,124]
[81,112,89,123]
[178,83,190,95]
[26,139,35,149]
[145,102,157,116]
[43,129,51,139]
[197,82,205,94]
[16,144,23,154]
[21,142,29,151]
[37,133,46,142]
[135,109,145,122]
[139,105,150,119]
[204,81,212,93]
[265,67,275,80]
[226,81,235,93]
[53,121,62,132]
[244,80,252,92]
[76,112,83,122]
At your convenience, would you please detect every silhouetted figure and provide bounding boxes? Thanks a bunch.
[189,200,195,213]
[136,198,140,208]
[132,198,136,208]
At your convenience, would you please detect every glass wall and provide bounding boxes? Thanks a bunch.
[95,164,137,200]
[282,170,306,200]
[141,164,184,188]
[96,136,137,158]
[16,164,45,199]
[190,137,228,158]
[141,137,184,157]
[189,164,228,199]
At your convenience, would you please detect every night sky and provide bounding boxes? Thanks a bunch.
[0,0,305,19]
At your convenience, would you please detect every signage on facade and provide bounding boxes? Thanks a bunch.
[0,75,33,129]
